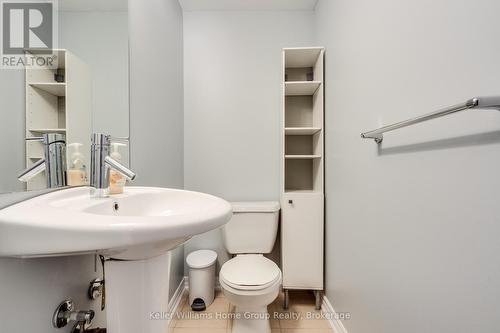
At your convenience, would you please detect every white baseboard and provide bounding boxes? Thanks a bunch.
[168,276,186,314]
[322,295,349,333]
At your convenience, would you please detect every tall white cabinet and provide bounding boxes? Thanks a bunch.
[25,50,91,190]
[281,47,324,309]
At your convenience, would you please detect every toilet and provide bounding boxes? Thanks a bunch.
[219,201,281,333]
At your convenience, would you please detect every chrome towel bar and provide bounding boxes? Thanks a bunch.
[360,96,500,144]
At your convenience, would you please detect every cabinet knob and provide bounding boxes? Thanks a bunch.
[288,200,293,204]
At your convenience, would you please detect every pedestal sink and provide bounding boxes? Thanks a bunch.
[0,186,232,333]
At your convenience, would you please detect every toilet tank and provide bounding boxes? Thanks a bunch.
[222,201,280,254]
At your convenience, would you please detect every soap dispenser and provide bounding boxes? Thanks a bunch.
[109,143,127,194]
[67,143,87,186]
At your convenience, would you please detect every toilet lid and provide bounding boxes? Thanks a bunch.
[186,250,218,269]
[220,255,281,290]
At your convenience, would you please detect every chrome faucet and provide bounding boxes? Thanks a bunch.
[18,133,67,188]
[90,133,136,197]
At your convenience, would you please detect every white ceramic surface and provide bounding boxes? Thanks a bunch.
[0,186,232,259]
[220,203,282,333]
[106,253,172,333]
[223,201,280,254]
[220,256,282,333]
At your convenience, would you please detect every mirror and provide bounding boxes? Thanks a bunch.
[0,0,129,193]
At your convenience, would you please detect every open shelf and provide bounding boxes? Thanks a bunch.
[285,96,313,127]
[284,47,323,68]
[28,82,66,96]
[25,49,66,69]
[285,81,321,96]
[282,47,325,194]
[285,155,321,159]
[285,127,321,135]
[284,189,320,193]
[285,133,321,156]
[284,158,322,192]
[28,128,66,133]
[285,67,314,82]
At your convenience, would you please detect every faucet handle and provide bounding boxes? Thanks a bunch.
[91,133,129,145]
[105,155,136,180]
[91,133,111,145]
[18,158,46,182]
[26,133,66,144]
[110,136,129,143]
[25,136,44,141]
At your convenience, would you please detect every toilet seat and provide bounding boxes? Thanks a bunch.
[220,254,281,291]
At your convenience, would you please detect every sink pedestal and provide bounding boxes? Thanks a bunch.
[105,252,172,333]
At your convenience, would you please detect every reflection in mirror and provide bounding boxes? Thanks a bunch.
[0,0,129,194]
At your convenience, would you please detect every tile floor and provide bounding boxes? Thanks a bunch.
[168,289,334,333]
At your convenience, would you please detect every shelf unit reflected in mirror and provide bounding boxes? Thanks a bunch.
[24,49,91,190]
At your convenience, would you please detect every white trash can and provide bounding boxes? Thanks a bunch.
[186,249,218,311]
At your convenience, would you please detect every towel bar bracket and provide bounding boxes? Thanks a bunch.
[360,133,383,143]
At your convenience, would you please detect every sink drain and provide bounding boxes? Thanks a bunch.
[113,202,119,212]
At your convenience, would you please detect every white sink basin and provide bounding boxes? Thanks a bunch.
[0,186,232,259]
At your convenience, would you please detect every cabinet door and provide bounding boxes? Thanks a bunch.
[281,192,324,289]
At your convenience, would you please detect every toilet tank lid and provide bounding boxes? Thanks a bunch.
[231,201,280,213]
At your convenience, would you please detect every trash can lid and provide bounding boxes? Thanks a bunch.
[186,250,218,269]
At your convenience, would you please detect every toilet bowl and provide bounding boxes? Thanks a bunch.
[220,255,281,333]
[219,202,281,333]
